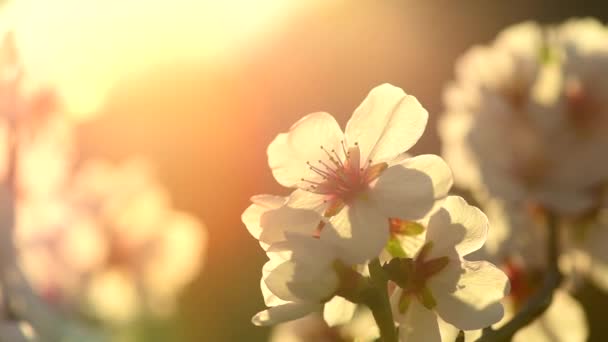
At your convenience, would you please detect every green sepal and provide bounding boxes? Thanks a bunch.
[332,260,368,304]
[418,286,437,310]
[386,237,408,258]
[422,256,450,278]
[398,293,411,314]
[383,258,413,289]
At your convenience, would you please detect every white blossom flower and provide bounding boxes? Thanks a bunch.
[266,83,452,263]
[440,19,608,215]
[389,196,509,341]
[252,233,348,326]
[270,309,379,342]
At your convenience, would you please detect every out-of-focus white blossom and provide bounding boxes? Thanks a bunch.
[466,259,588,342]
[477,191,608,292]
[15,159,207,325]
[263,83,452,264]
[389,196,509,342]
[270,309,379,342]
[0,26,75,200]
[441,19,608,215]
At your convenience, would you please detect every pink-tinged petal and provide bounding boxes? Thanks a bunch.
[252,302,321,326]
[242,195,287,243]
[425,196,489,260]
[321,199,389,264]
[345,84,428,164]
[268,112,345,188]
[369,155,453,220]
[398,298,441,342]
[323,296,357,327]
[430,261,509,331]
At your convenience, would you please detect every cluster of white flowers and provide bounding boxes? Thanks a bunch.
[244,84,510,341]
[441,18,608,214]
[441,18,608,341]
[0,19,206,341]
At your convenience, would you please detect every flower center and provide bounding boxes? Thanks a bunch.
[302,141,387,216]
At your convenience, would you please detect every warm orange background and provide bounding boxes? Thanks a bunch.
[66,1,608,341]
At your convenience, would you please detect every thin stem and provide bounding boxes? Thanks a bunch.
[476,212,562,342]
[365,258,398,342]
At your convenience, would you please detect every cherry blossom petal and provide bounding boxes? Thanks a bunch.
[345,84,428,164]
[265,235,339,303]
[261,259,289,307]
[369,155,452,220]
[438,319,461,342]
[397,298,441,342]
[321,199,389,264]
[285,189,328,212]
[323,296,357,327]
[424,196,489,260]
[430,261,509,330]
[242,195,286,243]
[252,302,321,326]
[258,206,322,250]
[264,259,339,303]
[268,112,344,188]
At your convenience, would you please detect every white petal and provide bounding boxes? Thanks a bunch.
[268,112,344,188]
[343,307,380,341]
[345,84,428,163]
[438,319,461,342]
[265,235,339,303]
[398,298,441,342]
[267,234,336,266]
[264,259,339,303]
[424,196,489,260]
[286,189,328,212]
[242,195,287,246]
[323,296,357,327]
[261,259,289,307]
[258,204,322,250]
[252,302,320,326]
[431,261,509,330]
[513,290,588,342]
[369,155,452,220]
[321,199,389,264]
